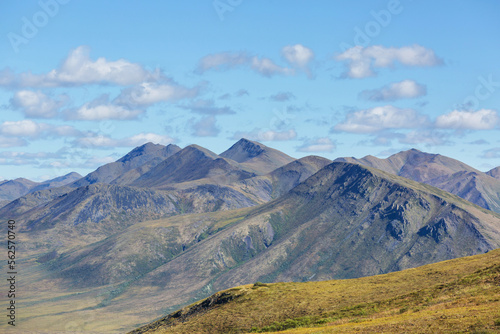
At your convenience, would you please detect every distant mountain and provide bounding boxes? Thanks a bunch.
[29,172,82,193]
[336,148,477,182]
[229,155,332,203]
[336,149,500,213]
[23,161,500,333]
[131,145,256,190]
[0,172,82,203]
[7,184,184,250]
[71,142,181,187]
[0,177,38,202]
[220,138,295,174]
[487,166,500,180]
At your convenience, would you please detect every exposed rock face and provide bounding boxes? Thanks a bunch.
[336,149,500,213]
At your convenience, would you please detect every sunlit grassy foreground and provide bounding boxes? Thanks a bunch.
[132,249,500,334]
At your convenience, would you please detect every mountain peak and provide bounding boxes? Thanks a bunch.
[184,144,220,159]
[487,166,500,180]
[118,142,166,163]
[220,138,295,174]
[220,138,266,163]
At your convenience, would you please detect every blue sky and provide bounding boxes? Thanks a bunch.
[1,0,499,181]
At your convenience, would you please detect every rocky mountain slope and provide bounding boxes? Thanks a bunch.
[14,160,500,333]
[336,149,500,213]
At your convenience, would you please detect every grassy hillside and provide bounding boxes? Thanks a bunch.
[130,249,500,334]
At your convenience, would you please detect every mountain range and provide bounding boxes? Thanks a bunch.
[0,171,81,205]
[2,139,500,333]
[335,149,500,214]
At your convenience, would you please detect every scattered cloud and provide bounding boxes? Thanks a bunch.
[181,99,235,115]
[399,130,451,146]
[197,45,314,77]
[74,132,175,148]
[333,105,429,133]
[235,89,249,97]
[250,57,294,77]
[297,137,335,152]
[269,92,295,102]
[0,151,60,166]
[115,82,198,107]
[10,90,68,118]
[0,46,162,88]
[232,128,297,141]
[125,133,175,146]
[481,148,500,159]
[0,120,81,138]
[359,80,427,101]
[368,129,451,147]
[0,135,27,147]
[219,89,249,100]
[190,115,220,137]
[196,52,251,73]
[435,109,499,130]
[336,44,443,78]
[64,94,144,121]
[282,44,314,68]
[469,139,489,145]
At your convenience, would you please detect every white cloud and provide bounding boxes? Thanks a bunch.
[250,57,294,77]
[297,137,335,152]
[399,130,451,146]
[0,120,81,139]
[334,106,429,133]
[233,128,297,141]
[0,120,45,137]
[196,52,251,73]
[282,44,314,68]
[75,132,174,148]
[191,116,220,137]
[10,90,67,118]
[435,109,499,130]
[123,133,175,146]
[196,51,295,77]
[0,46,161,88]
[65,94,144,121]
[115,82,198,106]
[359,80,427,101]
[336,45,442,78]
[0,151,61,166]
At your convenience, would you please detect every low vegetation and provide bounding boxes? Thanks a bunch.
[131,249,500,333]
